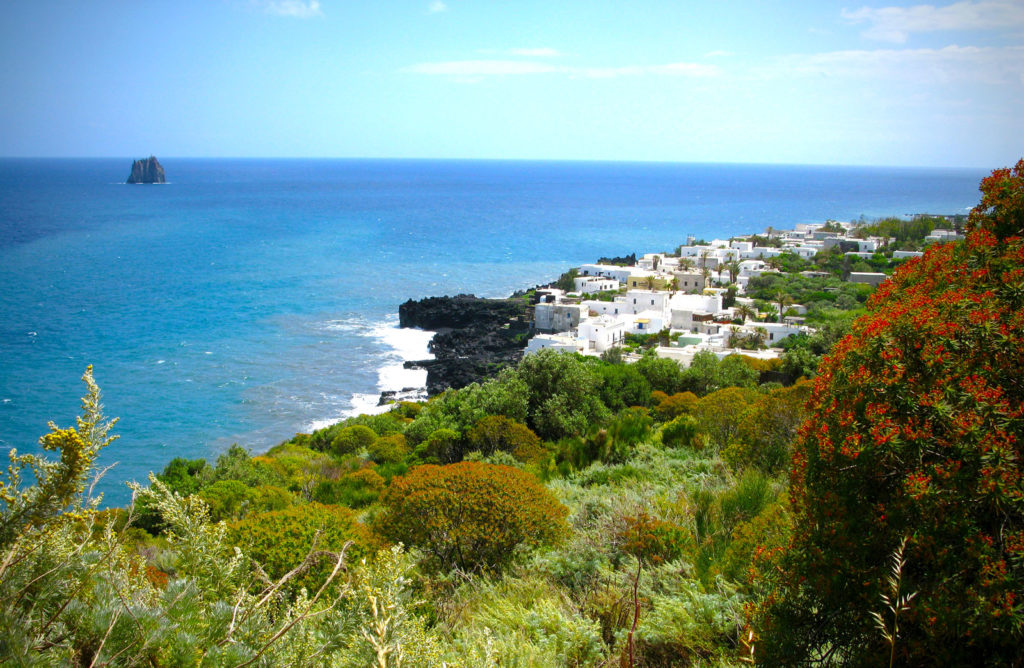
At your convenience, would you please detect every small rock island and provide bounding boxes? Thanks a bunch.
[126,156,166,184]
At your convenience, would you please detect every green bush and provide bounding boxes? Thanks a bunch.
[367,433,409,464]
[330,425,378,456]
[377,462,568,573]
[228,503,377,593]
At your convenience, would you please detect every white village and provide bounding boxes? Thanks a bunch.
[526,219,962,364]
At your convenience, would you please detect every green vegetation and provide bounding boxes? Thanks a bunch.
[1,163,1020,665]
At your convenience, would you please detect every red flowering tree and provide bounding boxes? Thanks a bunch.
[758,161,1024,664]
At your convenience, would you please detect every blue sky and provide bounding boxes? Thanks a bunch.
[1,0,1020,167]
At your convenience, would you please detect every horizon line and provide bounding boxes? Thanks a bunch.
[0,155,995,171]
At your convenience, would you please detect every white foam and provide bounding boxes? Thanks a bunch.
[304,316,437,430]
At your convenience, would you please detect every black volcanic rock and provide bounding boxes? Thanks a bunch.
[126,156,166,184]
[399,294,530,395]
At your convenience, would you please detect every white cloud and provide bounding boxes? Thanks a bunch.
[260,0,323,18]
[508,48,563,57]
[404,60,561,76]
[766,45,1024,86]
[842,1,1024,43]
[428,1,448,13]
[403,59,718,79]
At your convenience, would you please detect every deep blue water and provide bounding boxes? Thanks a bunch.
[0,158,986,505]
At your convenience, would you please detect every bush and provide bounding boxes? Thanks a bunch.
[228,503,377,593]
[377,462,568,573]
[312,468,385,508]
[759,161,1024,665]
[465,415,542,459]
[661,414,699,449]
[330,425,377,456]
[651,391,698,421]
[367,433,409,464]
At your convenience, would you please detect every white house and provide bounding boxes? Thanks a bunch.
[525,333,583,355]
[573,276,620,294]
[577,264,634,283]
[577,315,628,353]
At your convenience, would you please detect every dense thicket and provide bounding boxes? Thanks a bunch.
[758,159,1024,665]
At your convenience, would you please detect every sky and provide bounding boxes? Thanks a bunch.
[0,0,1021,167]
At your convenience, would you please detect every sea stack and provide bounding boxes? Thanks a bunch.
[126,156,166,184]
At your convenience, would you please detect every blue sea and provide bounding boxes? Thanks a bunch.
[0,159,986,505]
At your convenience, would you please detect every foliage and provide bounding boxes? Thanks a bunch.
[722,381,811,474]
[514,349,610,440]
[368,433,409,464]
[156,456,213,496]
[0,366,116,549]
[651,390,698,421]
[660,414,699,449]
[0,376,366,665]
[633,351,685,395]
[377,462,568,573]
[465,415,542,459]
[312,468,385,508]
[597,363,653,411]
[554,267,580,292]
[759,161,1024,664]
[332,425,378,456]
[229,502,377,594]
[691,387,759,451]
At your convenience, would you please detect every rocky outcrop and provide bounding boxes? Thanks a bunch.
[399,295,530,395]
[126,156,166,184]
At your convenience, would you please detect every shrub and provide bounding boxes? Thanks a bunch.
[651,391,698,421]
[722,381,811,474]
[330,425,377,456]
[367,433,409,464]
[377,462,568,573]
[228,503,376,593]
[759,161,1024,665]
[691,387,759,451]
[312,468,385,508]
[415,427,462,464]
[661,414,699,449]
[465,415,542,458]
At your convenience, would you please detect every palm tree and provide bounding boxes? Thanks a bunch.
[775,290,794,324]
[734,304,756,323]
[726,259,740,284]
[678,257,696,272]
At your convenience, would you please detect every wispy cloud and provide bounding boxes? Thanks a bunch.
[404,60,561,76]
[428,1,448,13]
[766,45,1024,85]
[403,59,718,79]
[259,0,323,18]
[842,0,1024,43]
[508,48,563,57]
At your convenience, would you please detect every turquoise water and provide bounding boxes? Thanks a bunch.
[0,159,986,504]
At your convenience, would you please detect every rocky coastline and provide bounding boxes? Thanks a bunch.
[398,294,532,395]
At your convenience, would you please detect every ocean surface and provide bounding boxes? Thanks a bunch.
[0,158,986,505]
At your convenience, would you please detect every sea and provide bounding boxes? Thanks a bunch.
[0,158,987,505]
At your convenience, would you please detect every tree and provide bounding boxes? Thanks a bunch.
[734,303,756,323]
[758,161,1024,664]
[514,349,609,440]
[377,462,568,573]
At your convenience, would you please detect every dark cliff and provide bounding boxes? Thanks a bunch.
[399,295,531,395]
[126,156,166,184]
